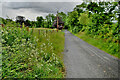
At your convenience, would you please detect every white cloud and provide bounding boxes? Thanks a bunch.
[2,6,49,21]
[2,2,81,21]
[2,0,83,2]
[0,3,2,17]
[1,0,117,21]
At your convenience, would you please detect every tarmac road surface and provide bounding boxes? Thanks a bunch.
[63,30,119,78]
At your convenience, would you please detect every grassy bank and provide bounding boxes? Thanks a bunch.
[2,26,65,78]
[29,28,57,30]
[31,28,65,77]
[72,32,119,59]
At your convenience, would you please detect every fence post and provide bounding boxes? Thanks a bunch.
[1,24,4,27]
[32,28,33,34]
[46,30,47,37]
[39,30,40,35]
[43,30,44,35]
[27,27,29,31]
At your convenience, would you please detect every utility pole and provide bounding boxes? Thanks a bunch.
[57,11,59,32]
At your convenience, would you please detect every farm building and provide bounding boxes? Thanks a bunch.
[52,16,64,30]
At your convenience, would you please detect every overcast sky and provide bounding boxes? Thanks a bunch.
[0,0,118,21]
[0,0,85,21]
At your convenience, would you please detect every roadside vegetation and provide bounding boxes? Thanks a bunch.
[1,23,65,78]
[0,1,119,79]
[63,1,119,58]
[74,32,119,58]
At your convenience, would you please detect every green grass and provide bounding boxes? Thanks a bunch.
[31,28,65,57]
[31,28,65,78]
[2,26,65,78]
[73,32,119,59]
[29,28,57,30]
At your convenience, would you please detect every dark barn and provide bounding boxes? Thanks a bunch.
[52,16,64,30]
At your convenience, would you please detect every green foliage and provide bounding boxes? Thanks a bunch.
[87,2,104,13]
[78,12,90,25]
[72,26,79,33]
[75,32,119,58]
[65,1,119,58]
[45,14,55,28]
[2,24,65,78]
[36,16,44,27]
[74,2,87,15]
[66,11,79,31]
[58,12,67,22]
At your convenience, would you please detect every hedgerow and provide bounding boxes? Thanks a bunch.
[1,25,65,78]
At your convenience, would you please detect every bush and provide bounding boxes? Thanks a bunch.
[2,25,65,78]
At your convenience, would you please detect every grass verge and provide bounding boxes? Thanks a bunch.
[32,29,65,78]
[72,32,119,59]
[2,26,65,78]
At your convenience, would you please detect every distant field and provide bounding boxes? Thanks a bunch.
[29,28,57,30]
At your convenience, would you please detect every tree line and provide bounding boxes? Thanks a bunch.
[62,1,119,56]
[0,13,57,28]
[0,1,119,35]
[0,1,119,57]
[62,1,119,43]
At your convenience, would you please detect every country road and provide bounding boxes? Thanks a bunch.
[63,30,119,78]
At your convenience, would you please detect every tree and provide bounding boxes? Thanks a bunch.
[66,11,79,30]
[16,16,25,25]
[0,17,7,24]
[58,12,66,22]
[74,2,87,15]
[31,21,36,28]
[87,2,104,14]
[45,14,55,28]
[57,12,67,28]
[6,19,13,22]
[78,12,90,26]
[36,16,44,27]
[25,19,31,27]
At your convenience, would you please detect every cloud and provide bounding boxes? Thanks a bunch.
[0,3,2,17]
[1,2,82,21]
[1,0,117,21]
[2,0,83,2]
[3,2,79,13]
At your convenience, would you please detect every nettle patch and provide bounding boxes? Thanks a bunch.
[2,26,64,78]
